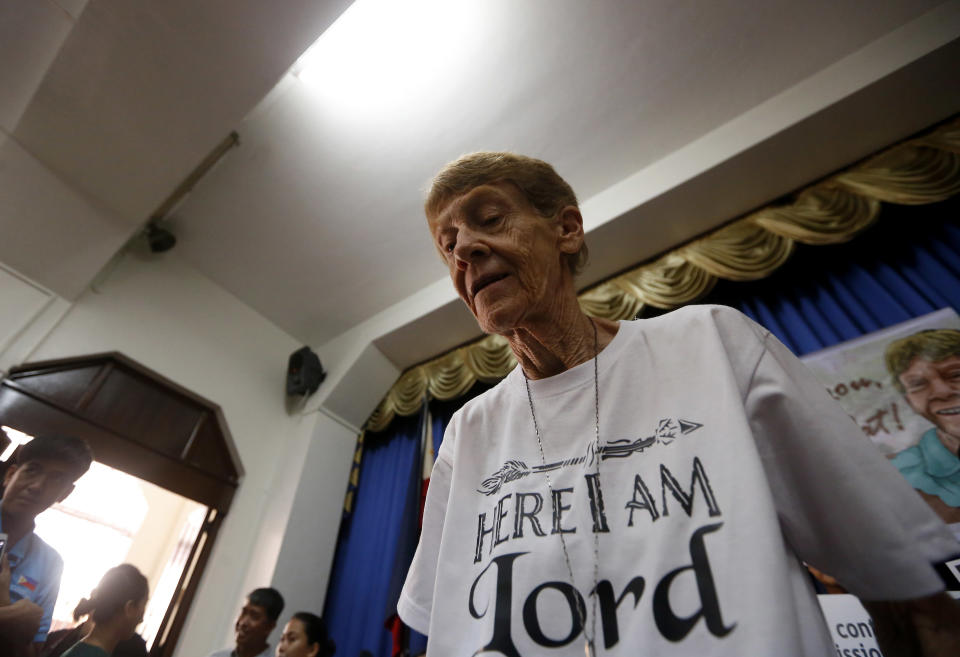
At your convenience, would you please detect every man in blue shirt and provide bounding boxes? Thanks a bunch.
[886,329,960,525]
[0,434,93,657]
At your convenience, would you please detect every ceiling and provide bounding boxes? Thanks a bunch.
[3,0,960,374]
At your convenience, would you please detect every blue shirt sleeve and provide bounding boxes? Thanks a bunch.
[32,550,63,643]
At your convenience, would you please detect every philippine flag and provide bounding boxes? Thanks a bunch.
[16,575,37,592]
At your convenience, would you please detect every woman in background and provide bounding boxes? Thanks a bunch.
[58,564,148,657]
[275,612,335,657]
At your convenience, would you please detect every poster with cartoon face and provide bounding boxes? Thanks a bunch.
[801,307,960,531]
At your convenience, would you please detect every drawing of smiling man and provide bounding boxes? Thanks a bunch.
[886,329,960,522]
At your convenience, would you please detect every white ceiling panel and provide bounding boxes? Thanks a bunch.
[2,0,956,359]
[170,0,946,346]
[0,0,74,133]
[51,0,88,22]
[11,0,353,222]
[0,133,132,299]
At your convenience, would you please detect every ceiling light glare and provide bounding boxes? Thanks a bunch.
[1,425,35,462]
[294,0,489,118]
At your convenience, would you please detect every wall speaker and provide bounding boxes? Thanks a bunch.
[286,346,326,396]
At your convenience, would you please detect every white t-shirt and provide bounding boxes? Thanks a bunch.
[208,646,272,657]
[398,305,960,656]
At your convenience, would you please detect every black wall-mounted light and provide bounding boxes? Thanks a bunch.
[147,223,177,253]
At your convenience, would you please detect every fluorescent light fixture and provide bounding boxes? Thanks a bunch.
[1,425,35,462]
[293,0,492,118]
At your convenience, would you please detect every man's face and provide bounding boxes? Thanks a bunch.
[428,181,580,335]
[899,354,960,439]
[1,458,77,519]
[235,600,274,649]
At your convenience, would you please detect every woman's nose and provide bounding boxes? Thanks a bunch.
[453,228,490,267]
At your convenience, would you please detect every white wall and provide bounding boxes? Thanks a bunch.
[124,481,200,590]
[1,252,355,656]
[270,412,355,618]
[0,265,59,364]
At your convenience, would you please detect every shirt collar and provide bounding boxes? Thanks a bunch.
[0,501,36,566]
[919,428,960,478]
[232,646,272,657]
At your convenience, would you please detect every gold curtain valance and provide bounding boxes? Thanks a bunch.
[365,117,960,432]
[365,333,515,430]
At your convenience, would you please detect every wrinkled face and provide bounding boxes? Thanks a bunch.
[899,354,960,439]
[276,619,318,657]
[235,601,274,650]
[428,182,581,335]
[1,458,77,519]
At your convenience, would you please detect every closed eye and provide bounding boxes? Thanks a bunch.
[904,379,927,392]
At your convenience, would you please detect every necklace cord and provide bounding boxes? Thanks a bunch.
[523,319,601,652]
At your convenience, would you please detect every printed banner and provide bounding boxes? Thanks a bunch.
[801,308,960,456]
[817,595,883,657]
[801,307,960,586]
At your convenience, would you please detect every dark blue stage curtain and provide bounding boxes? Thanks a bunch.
[404,383,495,655]
[685,199,960,356]
[324,409,425,657]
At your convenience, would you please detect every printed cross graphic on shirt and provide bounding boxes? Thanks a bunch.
[477,418,703,495]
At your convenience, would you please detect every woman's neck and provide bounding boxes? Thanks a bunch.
[83,623,121,654]
[506,305,619,380]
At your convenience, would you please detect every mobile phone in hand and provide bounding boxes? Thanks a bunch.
[0,532,7,562]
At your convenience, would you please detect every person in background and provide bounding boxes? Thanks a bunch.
[59,564,149,657]
[42,574,148,657]
[275,612,335,657]
[209,588,285,657]
[0,434,94,657]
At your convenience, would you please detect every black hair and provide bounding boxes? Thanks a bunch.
[291,612,335,657]
[18,434,93,480]
[73,564,148,624]
[248,587,285,622]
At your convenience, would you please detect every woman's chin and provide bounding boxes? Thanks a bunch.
[473,302,523,335]
[475,310,523,335]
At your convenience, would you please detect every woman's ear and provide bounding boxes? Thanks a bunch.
[555,205,584,255]
[306,642,320,657]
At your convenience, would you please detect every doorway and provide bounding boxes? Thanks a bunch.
[0,352,243,657]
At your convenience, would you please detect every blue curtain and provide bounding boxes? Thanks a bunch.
[674,199,960,356]
[404,382,495,655]
[325,409,424,657]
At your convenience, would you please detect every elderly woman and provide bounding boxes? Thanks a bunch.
[397,152,960,656]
